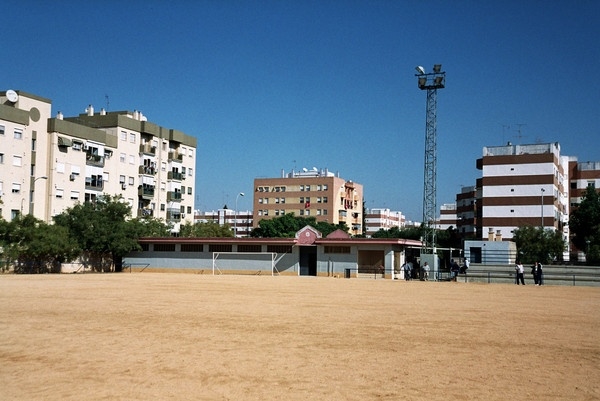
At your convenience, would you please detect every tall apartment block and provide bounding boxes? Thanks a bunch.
[471,142,570,257]
[456,186,478,238]
[364,208,405,237]
[437,203,457,231]
[0,90,196,232]
[253,168,363,235]
[568,160,600,261]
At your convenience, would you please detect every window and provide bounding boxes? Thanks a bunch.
[14,128,23,139]
[323,197,328,203]
[324,246,350,254]
[70,191,79,200]
[129,133,136,143]
[0,153,3,164]
[189,149,193,158]
[187,206,192,214]
[129,155,135,165]
[56,162,65,173]
[187,187,192,195]
[12,183,21,193]
[161,162,166,172]
[120,153,126,163]
[128,176,134,185]
[119,175,126,184]
[12,155,22,167]
[188,168,193,177]
[323,184,328,190]
[56,189,64,198]
[0,125,4,135]
[181,244,203,252]
[120,131,127,141]
[71,166,81,175]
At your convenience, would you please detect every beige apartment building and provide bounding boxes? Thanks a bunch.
[0,90,196,232]
[253,168,363,235]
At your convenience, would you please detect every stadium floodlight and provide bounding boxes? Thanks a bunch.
[433,64,442,73]
[415,66,426,75]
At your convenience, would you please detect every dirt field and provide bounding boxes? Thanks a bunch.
[1,273,599,401]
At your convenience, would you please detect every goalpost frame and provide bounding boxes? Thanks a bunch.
[212,252,279,276]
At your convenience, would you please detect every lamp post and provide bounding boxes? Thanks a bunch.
[540,188,545,229]
[235,192,244,237]
[29,176,48,216]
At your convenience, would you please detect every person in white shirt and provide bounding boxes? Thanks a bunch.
[515,261,525,285]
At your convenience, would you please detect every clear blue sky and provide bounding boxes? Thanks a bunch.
[4,1,599,222]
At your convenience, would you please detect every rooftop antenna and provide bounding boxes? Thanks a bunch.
[501,124,510,144]
[514,123,526,144]
[105,95,109,111]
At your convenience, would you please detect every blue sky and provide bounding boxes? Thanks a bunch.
[3,1,599,222]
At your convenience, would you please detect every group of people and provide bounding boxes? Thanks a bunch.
[514,261,543,285]
[401,259,431,281]
[400,258,469,282]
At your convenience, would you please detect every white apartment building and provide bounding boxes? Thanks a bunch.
[0,90,197,232]
[476,142,570,257]
[195,209,254,238]
[364,208,405,237]
[437,203,457,231]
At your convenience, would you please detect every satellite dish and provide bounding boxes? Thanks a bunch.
[302,168,308,172]
[312,167,318,171]
[6,89,18,103]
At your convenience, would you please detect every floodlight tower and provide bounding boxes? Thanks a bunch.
[415,64,445,257]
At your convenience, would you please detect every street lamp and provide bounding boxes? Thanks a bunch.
[235,192,244,237]
[29,176,48,215]
[540,188,545,229]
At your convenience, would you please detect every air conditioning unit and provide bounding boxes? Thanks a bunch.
[69,174,75,181]
[181,214,186,218]
[121,183,127,190]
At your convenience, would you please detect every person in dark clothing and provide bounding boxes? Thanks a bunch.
[536,262,543,285]
[450,259,460,282]
[532,263,539,285]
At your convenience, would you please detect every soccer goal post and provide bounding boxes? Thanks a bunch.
[212,252,279,276]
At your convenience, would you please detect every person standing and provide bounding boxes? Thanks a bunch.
[515,261,525,285]
[536,262,543,285]
[531,263,539,285]
[423,262,430,281]
[450,259,460,281]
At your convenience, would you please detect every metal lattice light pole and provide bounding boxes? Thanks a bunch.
[415,64,445,256]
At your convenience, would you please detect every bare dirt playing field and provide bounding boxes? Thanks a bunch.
[1,273,599,401]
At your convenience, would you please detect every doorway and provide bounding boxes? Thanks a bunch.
[299,246,317,276]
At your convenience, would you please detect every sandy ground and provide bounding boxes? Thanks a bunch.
[1,273,599,401]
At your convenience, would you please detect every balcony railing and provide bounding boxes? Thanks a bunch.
[166,211,182,221]
[167,171,183,181]
[139,165,157,175]
[139,143,157,155]
[85,154,105,167]
[168,151,183,162]
[167,191,182,202]
[84,180,104,191]
[138,186,155,198]
[137,208,154,217]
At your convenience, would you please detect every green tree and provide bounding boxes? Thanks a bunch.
[130,215,173,237]
[53,194,139,271]
[179,221,234,237]
[513,225,565,264]
[569,185,600,264]
[0,215,79,273]
[250,213,349,238]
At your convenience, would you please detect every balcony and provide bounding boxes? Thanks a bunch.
[137,208,154,217]
[85,178,104,191]
[139,165,157,175]
[139,143,157,155]
[168,151,183,162]
[138,186,155,199]
[85,153,105,167]
[166,210,182,221]
[167,171,183,181]
[167,191,182,202]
